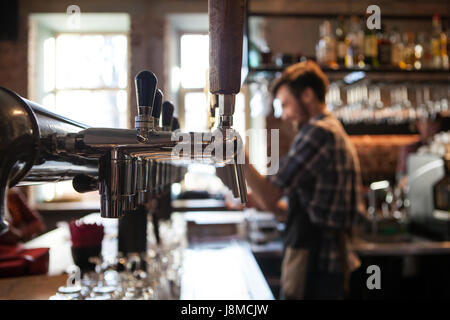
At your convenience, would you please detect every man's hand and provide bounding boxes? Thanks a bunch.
[243,152,284,218]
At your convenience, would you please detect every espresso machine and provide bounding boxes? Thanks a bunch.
[408,152,450,240]
[0,0,248,239]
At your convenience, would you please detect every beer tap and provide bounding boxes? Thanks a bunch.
[209,0,248,203]
[135,71,158,139]
[162,101,175,132]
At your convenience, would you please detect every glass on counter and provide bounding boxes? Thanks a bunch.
[49,214,187,300]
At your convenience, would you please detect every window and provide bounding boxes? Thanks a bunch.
[29,13,130,203]
[42,33,128,128]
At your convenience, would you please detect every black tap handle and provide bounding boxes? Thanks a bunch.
[135,71,158,114]
[171,117,180,131]
[162,101,174,127]
[152,89,163,119]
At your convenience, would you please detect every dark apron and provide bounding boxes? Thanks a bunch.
[281,191,345,299]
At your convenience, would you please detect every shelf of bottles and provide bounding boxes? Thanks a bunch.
[245,12,450,134]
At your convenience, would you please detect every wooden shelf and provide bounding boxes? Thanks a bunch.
[246,66,450,83]
[248,12,450,21]
[251,65,450,74]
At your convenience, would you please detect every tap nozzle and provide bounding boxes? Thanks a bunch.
[218,94,235,129]
[136,157,149,204]
[99,150,136,218]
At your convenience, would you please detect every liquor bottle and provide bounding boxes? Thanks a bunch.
[316,20,337,68]
[377,25,391,67]
[335,16,347,67]
[364,26,378,68]
[403,32,416,70]
[414,32,426,70]
[441,27,449,69]
[390,28,404,69]
[431,14,443,69]
[418,31,432,69]
[347,16,365,68]
[345,39,354,68]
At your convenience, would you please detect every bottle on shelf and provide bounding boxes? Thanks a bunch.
[431,14,449,69]
[390,27,405,69]
[347,16,365,68]
[403,32,416,70]
[447,28,450,65]
[417,31,431,69]
[414,32,425,70]
[377,25,391,67]
[440,27,449,69]
[335,16,348,68]
[364,25,379,68]
[315,20,337,68]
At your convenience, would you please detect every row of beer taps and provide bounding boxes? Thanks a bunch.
[0,0,248,237]
[55,69,247,219]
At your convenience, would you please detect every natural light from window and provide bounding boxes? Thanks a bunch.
[180,34,209,89]
[38,32,128,202]
[42,33,128,128]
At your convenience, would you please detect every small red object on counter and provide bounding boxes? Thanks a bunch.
[0,244,49,278]
[69,220,104,248]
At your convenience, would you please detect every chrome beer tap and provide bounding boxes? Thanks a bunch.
[209,0,248,203]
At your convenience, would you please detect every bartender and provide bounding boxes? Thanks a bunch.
[243,60,365,300]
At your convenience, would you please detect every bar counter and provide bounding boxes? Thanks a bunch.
[0,212,273,300]
[2,210,450,300]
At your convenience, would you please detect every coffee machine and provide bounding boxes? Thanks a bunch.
[0,0,248,236]
[407,152,450,240]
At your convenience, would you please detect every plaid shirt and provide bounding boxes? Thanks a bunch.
[270,111,365,273]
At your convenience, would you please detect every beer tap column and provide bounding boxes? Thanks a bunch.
[209,0,247,204]
[135,71,158,139]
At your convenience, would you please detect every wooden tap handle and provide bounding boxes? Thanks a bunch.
[209,0,246,95]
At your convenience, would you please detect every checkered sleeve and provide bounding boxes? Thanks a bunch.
[269,124,333,193]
